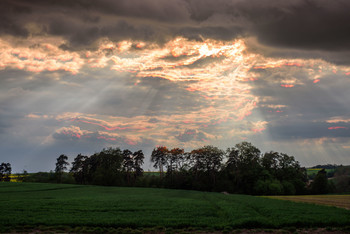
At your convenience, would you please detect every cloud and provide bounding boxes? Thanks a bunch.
[0,38,83,74]
[176,129,210,142]
[1,0,349,62]
[251,0,350,51]
[1,3,350,172]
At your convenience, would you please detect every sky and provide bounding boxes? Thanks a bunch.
[1,0,350,172]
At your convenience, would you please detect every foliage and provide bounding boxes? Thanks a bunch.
[69,147,144,186]
[150,146,168,178]
[333,166,350,193]
[0,162,11,182]
[225,142,262,194]
[311,169,329,194]
[20,141,346,195]
[55,154,69,183]
[86,148,124,186]
[70,154,88,184]
[1,183,350,231]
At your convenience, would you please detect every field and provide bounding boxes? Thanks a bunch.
[1,183,350,232]
[306,168,335,177]
[264,195,350,210]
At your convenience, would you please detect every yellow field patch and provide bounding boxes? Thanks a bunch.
[264,195,350,210]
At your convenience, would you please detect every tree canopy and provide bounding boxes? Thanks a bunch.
[24,141,327,195]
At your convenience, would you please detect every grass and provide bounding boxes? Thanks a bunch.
[1,183,350,232]
[264,194,350,210]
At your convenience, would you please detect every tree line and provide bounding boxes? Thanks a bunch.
[53,141,312,195]
[3,141,344,194]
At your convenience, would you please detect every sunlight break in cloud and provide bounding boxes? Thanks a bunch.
[10,35,350,151]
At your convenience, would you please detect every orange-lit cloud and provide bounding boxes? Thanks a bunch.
[281,84,294,88]
[327,118,350,123]
[0,38,84,74]
[56,126,93,139]
[328,126,348,130]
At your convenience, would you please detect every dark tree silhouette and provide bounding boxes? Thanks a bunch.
[88,147,123,186]
[123,149,134,184]
[311,169,328,194]
[168,148,184,173]
[70,154,88,184]
[151,146,168,178]
[133,150,144,177]
[49,142,311,195]
[248,151,305,195]
[0,162,11,182]
[226,142,261,193]
[55,154,69,183]
[189,145,224,190]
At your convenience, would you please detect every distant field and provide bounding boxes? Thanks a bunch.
[143,171,160,176]
[264,195,350,210]
[1,183,350,232]
[306,168,335,176]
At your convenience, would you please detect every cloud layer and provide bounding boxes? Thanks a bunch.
[1,0,350,172]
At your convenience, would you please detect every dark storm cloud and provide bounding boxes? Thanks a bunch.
[252,0,350,51]
[2,0,350,61]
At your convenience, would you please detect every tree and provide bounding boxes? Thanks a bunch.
[0,162,12,182]
[151,146,168,178]
[261,151,306,194]
[70,154,88,184]
[88,147,123,186]
[261,151,280,173]
[55,154,69,183]
[225,142,262,193]
[333,166,350,193]
[133,150,144,177]
[122,149,145,185]
[189,145,224,190]
[167,148,184,176]
[311,169,328,194]
[122,149,134,185]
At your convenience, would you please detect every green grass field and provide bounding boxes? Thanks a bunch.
[1,183,350,232]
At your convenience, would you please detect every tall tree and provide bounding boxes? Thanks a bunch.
[89,147,123,186]
[151,146,168,178]
[169,148,185,172]
[122,149,134,185]
[226,142,262,193]
[55,154,69,183]
[261,151,306,194]
[70,154,88,184]
[311,169,328,194]
[133,150,144,177]
[189,145,224,190]
[0,162,11,182]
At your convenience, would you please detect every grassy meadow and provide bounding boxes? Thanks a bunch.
[1,183,350,232]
